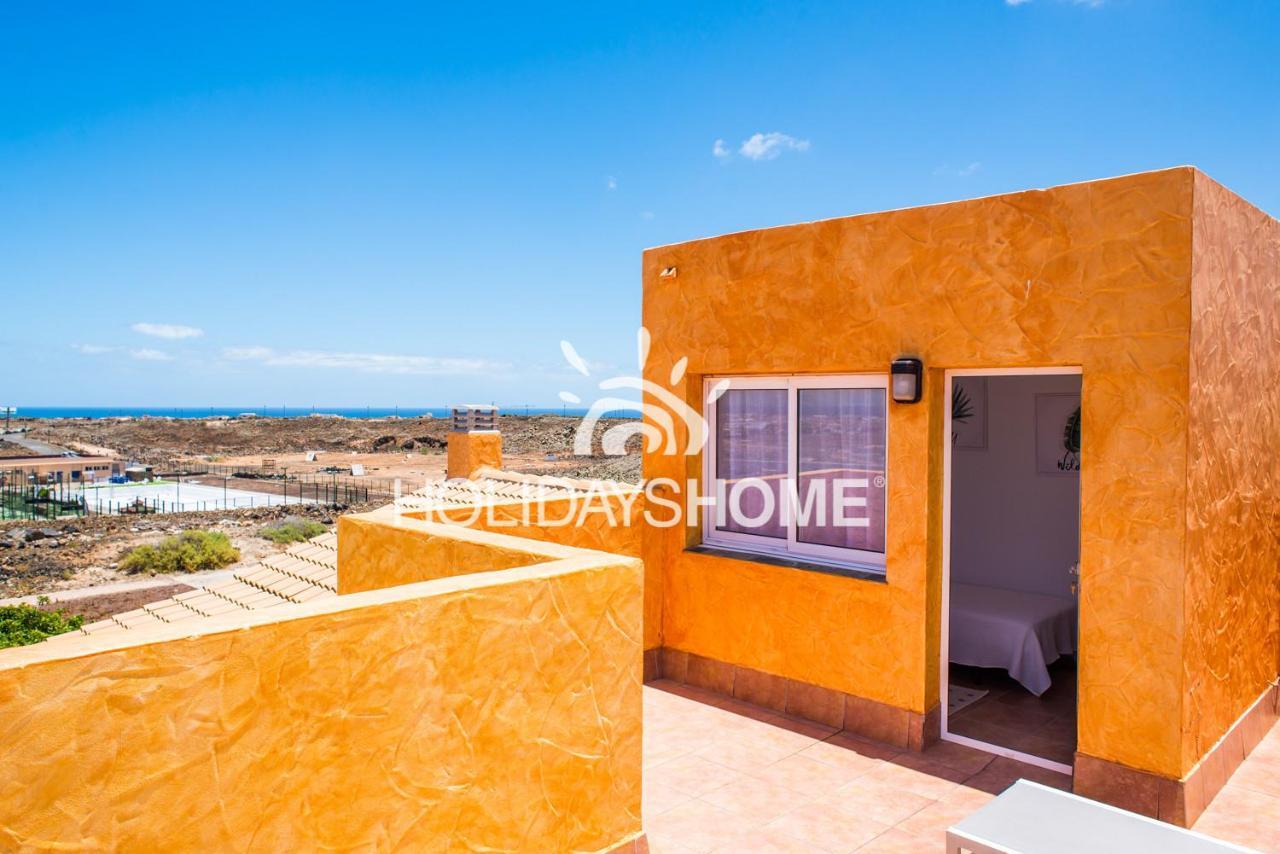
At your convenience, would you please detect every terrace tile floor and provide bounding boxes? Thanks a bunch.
[642,680,1280,852]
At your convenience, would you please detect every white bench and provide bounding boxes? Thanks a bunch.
[946,780,1255,853]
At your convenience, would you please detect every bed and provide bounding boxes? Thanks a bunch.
[948,582,1078,696]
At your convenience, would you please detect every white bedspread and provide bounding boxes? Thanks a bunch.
[949,582,1077,696]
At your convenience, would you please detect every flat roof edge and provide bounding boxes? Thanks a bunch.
[643,165,1203,254]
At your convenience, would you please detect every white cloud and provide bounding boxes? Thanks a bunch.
[132,322,204,340]
[738,132,811,161]
[72,344,116,355]
[606,175,617,190]
[712,139,730,159]
[221,345,274,361]
[131,349,173,361]
[1005,0,1032,5]
[934,161,983,177]
[221,346,505,376]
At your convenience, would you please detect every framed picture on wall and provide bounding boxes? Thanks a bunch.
[952,377,987,450]
[1036,392,1081,476]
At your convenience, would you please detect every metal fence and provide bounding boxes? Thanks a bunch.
[0,479,86,521]
[80,480,373,516]
[169,462,415,499]
[1,464,396,519]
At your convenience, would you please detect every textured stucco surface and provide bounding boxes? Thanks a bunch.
[0,544,643,851]
[1182,172,1280,769]
[643,168,1199,777]
[428,492,659,649]
[428,494,644,558]
[336,512,578,594]
[446,431,503,479]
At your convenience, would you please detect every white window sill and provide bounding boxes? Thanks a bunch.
[687,544,888,584]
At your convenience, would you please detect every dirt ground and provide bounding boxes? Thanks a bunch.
[0,502,369,599]
[1,415,642,599]
[15,414,641,482]
[37,583,197,623]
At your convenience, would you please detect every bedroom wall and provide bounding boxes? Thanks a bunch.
[950,374,1081,599]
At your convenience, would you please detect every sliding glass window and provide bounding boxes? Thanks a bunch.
[704,375,888,571]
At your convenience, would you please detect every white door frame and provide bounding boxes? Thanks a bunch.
[940,366,1082,776]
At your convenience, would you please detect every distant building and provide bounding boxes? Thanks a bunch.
[0,455,117,485]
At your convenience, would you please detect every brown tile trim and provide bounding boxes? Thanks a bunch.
[1075,683,1278,827]
[642,649,660,683]
[685,651,735,695]
[605,832,648,854]
[733,664,788,712]
[647,646,937,750]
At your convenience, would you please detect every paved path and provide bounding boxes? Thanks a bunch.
[0,431,73,456]
[0,567,241,608]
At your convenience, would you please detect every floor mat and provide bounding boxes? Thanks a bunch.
[948,685,988,716]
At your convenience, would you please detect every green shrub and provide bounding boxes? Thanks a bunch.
[120,530,241,575]
[259,517,328,545]
[0,603,84,649]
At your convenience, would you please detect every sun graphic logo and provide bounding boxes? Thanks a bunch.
[558,328,728,457]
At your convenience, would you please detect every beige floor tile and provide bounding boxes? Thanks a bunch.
[645,799,765,854]
[752,753,868,795]
[1194,784,1280,851]
[1221,751,1280,799]
[861,758,963,801]
[764,801,888,853]
[963,756,1071,794]
[644,780,694,818]
[701,775,815,824]
[694,734,807,772]
[823,775,936,827]
[797,735,898,774]
[853,828,936,853]
[764,713,841,741]
[709,825,828,853]
[647,754,745,798]
[645,832,703,854]
[916,739,998,776]
[893,786,993,838]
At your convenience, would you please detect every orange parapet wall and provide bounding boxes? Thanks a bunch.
[640,166,1279,789]
[447,430,503,479]
[336,512,580,594]
[0,527,644,851]
[423,486,658,649]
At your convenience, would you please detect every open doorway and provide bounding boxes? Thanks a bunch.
[941,369,1081,774]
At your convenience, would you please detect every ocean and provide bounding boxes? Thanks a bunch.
[8,406,642,420]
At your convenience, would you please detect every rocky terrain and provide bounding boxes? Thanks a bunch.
[18,414,640,467]
[0,501,375,599]
[1,414,642,600]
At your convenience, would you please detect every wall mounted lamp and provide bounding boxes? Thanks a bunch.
[891,357,923,403]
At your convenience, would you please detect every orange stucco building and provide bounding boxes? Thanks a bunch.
[639,167,1279,825]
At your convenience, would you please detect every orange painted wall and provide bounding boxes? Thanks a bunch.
[337,512,573,594]
[1182,172,1280,768]
[425,494,645,558]
[0,552,643,851]
[424,491,661,649]
[643,168,1200,778]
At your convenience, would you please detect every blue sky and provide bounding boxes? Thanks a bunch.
[2,1,1276,408]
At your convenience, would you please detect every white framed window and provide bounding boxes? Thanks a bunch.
[702,374,888,572]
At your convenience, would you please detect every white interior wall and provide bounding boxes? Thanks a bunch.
[951,374,1081,599]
